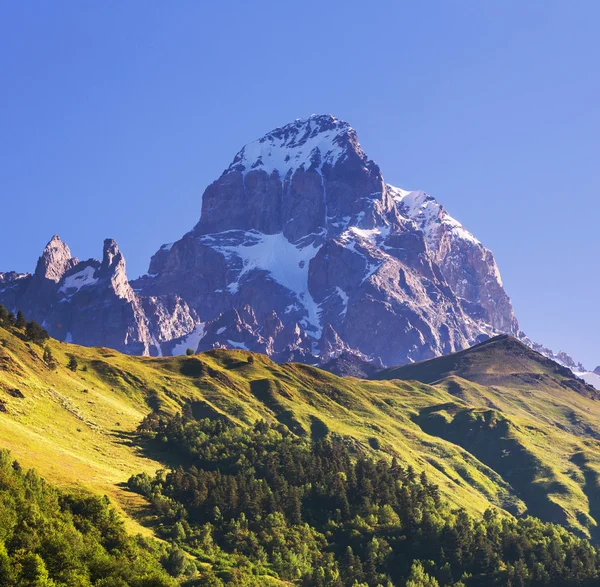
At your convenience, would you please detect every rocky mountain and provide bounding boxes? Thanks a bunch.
[133,114,521,365]
[0,114,581,367]
[0,236,196,355]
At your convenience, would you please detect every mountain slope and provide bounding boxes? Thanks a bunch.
[377,334,589,386]
[1,323,600,539]
[0,324,505,522]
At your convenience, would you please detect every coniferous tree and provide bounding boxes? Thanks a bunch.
[406,561,439,587]
[43,345,56,369]
[15,310,26,329]
[164,545,187,577]
[18,553,51,586]
[25,321,49,345]
[0,305,9,326]
[67,355,78,371]
[0,542,13,585]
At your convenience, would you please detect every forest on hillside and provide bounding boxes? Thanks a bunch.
[0,449,181,586]
[127,409,600,586]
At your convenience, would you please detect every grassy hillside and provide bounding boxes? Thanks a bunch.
[3,326,600,542]
[377,335,600,539]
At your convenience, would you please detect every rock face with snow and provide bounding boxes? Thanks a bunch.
[133,114,521,364]
[390,189,518,334]
[0,236,197,356]
[0,114,579,367]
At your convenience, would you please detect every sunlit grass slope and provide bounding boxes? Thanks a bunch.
[2,327,600,540]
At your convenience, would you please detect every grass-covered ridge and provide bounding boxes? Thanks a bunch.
[2,319,600,543]
[377,335,600,539]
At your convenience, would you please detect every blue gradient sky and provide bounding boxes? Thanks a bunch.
[1,1,598,366]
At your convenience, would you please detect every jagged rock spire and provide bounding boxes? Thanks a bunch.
[34,235,78,282]
[99,238,133,301]
[100,238,124,274]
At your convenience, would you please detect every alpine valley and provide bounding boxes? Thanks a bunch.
[2,115,600,586]
[0,115,586,372]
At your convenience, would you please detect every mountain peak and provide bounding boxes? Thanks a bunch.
[227,114,366,178]
[195,114,386,240]
[99,238,135,301]
[100,238,127,277]
[34,235,77,283]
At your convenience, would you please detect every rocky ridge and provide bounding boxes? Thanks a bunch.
[0,237,196,355]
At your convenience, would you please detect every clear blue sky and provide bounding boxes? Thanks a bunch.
[1,1,598,367]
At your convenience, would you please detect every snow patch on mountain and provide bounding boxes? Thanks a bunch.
[171,323,206,356]
[204,230,323,336]
[227,339,249,350]
[335,287,349,317]
[58,266,98,296]
[347,225,390,246]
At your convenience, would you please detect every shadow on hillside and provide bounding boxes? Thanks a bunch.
[309,415,329,440]
[113,479,175,537]
[217,355,251,370]
[570,452,600,543]
[413,406,572,528]
[108,429,191,471]
[250,379,306,436]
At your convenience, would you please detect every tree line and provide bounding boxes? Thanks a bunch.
[0,304,81,371]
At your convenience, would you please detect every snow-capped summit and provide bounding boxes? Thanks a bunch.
[391,187,481,248]
[138,114,522,364]
[227,114,365,179]
[195,114,391,241]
